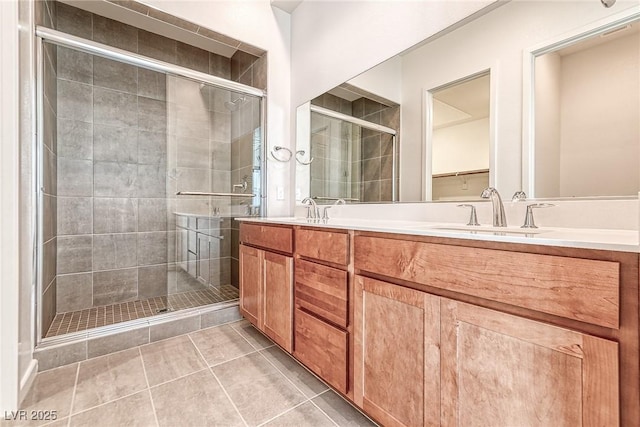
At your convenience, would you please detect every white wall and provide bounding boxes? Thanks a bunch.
[348,55,402,104]
[1,0,37,412]
[290,0,497,108]
[559,32,639,196]
[0,0,20,412]
[432,118,489,175]
[398,0,640,201]
[142,0,292,216]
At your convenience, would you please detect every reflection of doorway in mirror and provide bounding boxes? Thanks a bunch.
[534,22,640,198]
[430,72,490,201]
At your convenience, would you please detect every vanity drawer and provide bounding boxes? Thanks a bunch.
[295,259,348,328]
[240,223,293,254]
[354,235,620,329]
[296,228,349,265]
[294,308,348,395]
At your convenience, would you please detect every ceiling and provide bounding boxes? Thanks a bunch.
[433,73,490,129]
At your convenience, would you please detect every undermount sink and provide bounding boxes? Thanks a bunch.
[425,225,552,236]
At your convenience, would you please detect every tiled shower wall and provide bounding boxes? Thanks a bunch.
[310,93,399,202]
[39,1,265,328]
[352,98,399,202]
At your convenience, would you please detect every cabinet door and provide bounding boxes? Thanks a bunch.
[440,299,619,427]
[263,252,293,352]
[239,245,263,328]
[354,276,441,427]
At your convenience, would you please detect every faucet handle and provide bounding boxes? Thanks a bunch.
[305,205,313,219]
[512,191,527,202]
[322,206,331,221]
[521,203,554,229]
[457,204,480,226]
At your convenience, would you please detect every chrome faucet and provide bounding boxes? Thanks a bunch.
[322,198,346,220]
[480,187,507,227]
[301,197,320,219]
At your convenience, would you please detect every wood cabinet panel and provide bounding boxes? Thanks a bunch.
[354,276,440,427]
[263,252,293,352]
[295,258,348,328]
[440,299,619,426]
[296,228,349,265]
[239,244,262,328]
[294,308,348,394]
[354,235,620,328]
[240,223,292,254]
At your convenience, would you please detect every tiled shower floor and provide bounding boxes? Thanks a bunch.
[45,285,239,338]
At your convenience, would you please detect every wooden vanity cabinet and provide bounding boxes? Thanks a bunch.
[240,223,636,425]
[239,223,293,352]
[353,233,629,426]
[293,228,351,395]
[354,275,619,427]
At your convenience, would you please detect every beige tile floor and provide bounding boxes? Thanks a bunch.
[3,320,376,427]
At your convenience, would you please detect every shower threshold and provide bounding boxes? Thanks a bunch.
[45,284,239,338]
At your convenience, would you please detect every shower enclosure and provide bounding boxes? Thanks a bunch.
[36,27,265,341]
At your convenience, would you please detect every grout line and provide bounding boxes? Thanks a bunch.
[65,387,151,421]
[209,368,249,427]
[255,349,315,399]
[308,396,341,427]
[229,320,274,352]
[138,347,160,427]
[66,363,80,427]
[255,348,372,426]
[255,398,312,427]
[146,366,209,390]
[311,389,378,427]
[205,347,262,369]
[185,334,208,367]
[187,334,248,427]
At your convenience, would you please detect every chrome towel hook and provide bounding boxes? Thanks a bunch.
[295,150,314,165]
[270,146,293,162]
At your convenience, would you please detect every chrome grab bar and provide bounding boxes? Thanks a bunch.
[176,192,255,198]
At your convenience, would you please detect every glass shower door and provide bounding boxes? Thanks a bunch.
[39,36,263,339]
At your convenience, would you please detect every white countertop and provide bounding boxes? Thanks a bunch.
[237,217,640,253]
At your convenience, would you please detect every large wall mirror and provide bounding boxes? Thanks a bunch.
[296,1,640,205]
[525,12,640,198]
